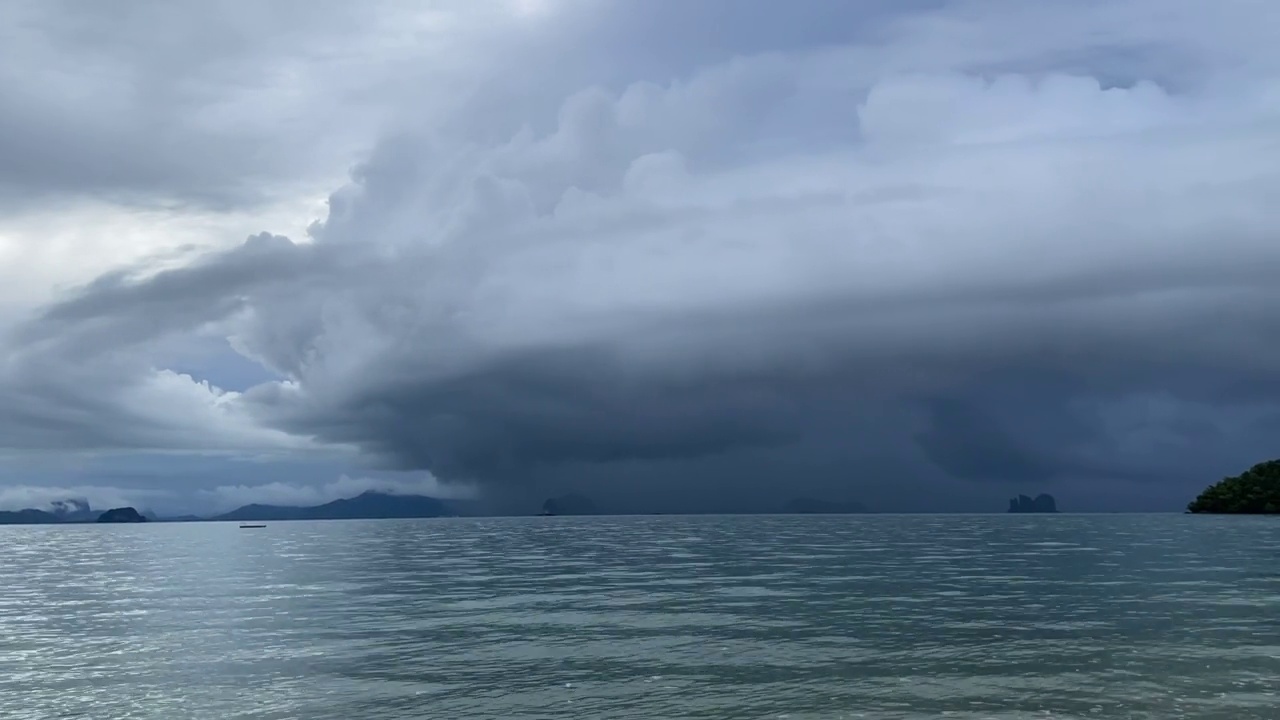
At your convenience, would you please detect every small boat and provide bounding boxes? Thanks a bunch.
[239,524,267,529]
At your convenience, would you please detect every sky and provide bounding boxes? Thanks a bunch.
[1,0,1278,516]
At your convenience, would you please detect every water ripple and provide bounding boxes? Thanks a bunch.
[1,514,1278,718]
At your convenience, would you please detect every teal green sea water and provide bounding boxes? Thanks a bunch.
[2,514,1278,719]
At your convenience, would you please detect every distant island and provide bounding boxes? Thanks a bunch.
[1187,459,1280,514]
[97,507,148,523]
[0,508,62,524]
[783,498,871,514]
[0,491,454,525]
[0,489,1089,523]
[214,491,450,521]
[540,493,598,516]
[1008,494,1058,513]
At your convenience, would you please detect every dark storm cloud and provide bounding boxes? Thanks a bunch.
[915,398,1063,485]
[250,344,815,476]
[3,0,1280,511]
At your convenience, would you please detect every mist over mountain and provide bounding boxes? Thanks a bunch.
[49,499,96,522]
[1,497,102,524]
[541,494,599,516]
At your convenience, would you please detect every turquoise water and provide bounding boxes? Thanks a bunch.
[2,514,1278,719]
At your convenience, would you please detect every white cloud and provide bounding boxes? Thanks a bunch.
[234,58,1279,376]
[0,194,330,321]
[0,484,163,512]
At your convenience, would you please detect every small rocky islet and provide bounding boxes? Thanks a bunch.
[1007,493,1058,513]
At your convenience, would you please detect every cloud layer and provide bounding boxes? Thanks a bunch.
[3,0,1279,511]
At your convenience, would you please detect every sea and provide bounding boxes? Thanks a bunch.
[1,514,1278,719]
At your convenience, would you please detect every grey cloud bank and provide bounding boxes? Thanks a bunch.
[2,0,1279,513]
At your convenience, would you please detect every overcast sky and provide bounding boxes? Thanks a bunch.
[1,0,1277,515]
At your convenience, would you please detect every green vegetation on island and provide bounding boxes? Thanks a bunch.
[1187,460,1280,514]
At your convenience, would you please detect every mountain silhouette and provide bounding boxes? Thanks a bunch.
[0,508,61,524]
[214,491,450,521]
[97,507,148,523]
